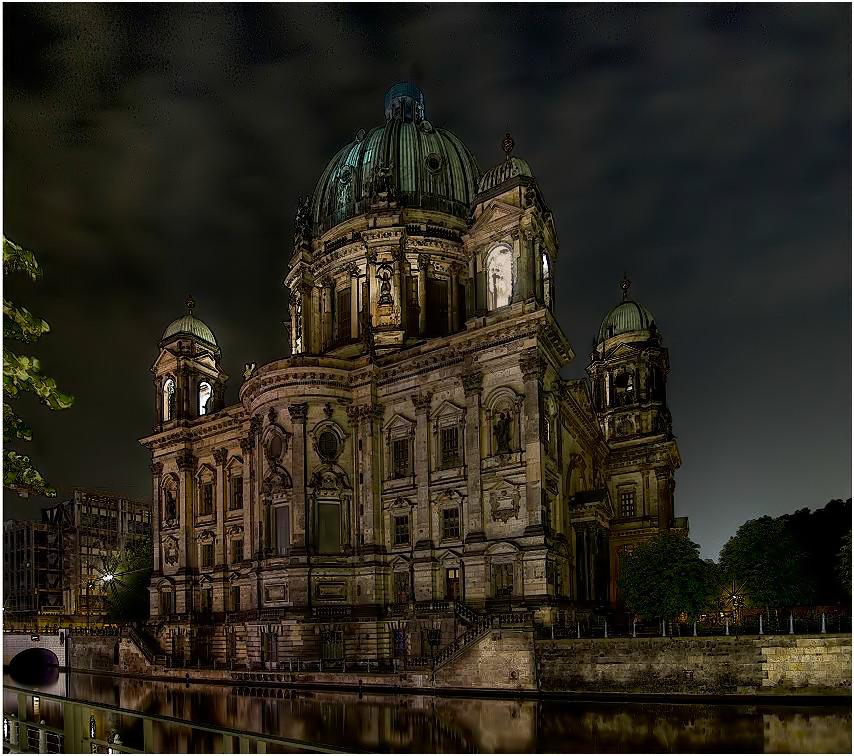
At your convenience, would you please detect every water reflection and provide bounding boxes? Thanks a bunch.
[3,672,851,753]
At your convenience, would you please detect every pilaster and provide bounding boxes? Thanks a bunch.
[288,403,308,555]
[150,462,163,573]
[462,370,485,538]
[411,390,433,546]
[519,349,544,534]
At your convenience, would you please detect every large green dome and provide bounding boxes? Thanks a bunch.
[310,83,481,236]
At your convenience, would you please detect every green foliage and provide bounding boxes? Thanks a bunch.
[719,516,812,608]
[3,236,73,497]
[838,531,852,597]
[102,538,154,624]
[781,499,851,604]
[619,530,716,621]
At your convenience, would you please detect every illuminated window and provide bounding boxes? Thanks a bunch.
[198,381,212,415]
[620,491,636,518]
[163,378,175,421]
[485,244,513,310]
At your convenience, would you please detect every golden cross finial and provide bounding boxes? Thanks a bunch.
[502,132,515,159]
[185,294,195,314]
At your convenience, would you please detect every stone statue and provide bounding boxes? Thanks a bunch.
[494,411,512,453]
[377,267,393,305]
[293,195,311,247]
[165,489,177,522]
[243,362,257,381]
[369,161,395,203]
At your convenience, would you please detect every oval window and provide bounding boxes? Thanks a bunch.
[425,153,442,174]
[318,430,339,460]
[269,434,283,460]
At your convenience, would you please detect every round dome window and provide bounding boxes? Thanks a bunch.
[425,153,443,174]
[318,430,339,460]
[339,166,352,184]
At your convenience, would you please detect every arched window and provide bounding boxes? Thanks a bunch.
[198,381,212,416]
[542,251,552,308]
[163,378,175,421]
[614,372,634,405]
[485,244,513,311]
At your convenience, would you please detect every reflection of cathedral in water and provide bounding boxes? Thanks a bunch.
[140,83,686,665]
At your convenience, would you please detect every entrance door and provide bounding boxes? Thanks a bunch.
[445,568,461,601]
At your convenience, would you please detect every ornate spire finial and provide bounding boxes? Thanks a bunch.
[619,273,631,301]
[186,294,196,314]
[502,132,515,159]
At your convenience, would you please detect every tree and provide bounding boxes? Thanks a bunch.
[619,530,716,622]
[3,237,73,496]
[101,538,153,624]
[838,531,852,597]
[719,516,812,609]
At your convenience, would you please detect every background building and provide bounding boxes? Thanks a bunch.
[3,489,151,628]
[141,83,687,666]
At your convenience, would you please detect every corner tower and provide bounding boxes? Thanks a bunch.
[588,277,683,602]
[152,296,228,430]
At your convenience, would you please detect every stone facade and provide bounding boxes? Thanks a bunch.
[139,83,686,667]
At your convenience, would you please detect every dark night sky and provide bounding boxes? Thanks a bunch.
[3,4,851,559]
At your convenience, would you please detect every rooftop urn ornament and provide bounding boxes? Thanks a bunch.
[502,132,515,160]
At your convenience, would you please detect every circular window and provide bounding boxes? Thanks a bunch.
[318,430,339,460]
[339,166,352,184]
[425,153,442,174]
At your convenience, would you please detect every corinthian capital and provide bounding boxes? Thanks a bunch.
[411,391,433,415]
[288,403,309,424]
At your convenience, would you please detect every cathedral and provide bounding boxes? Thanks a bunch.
[140,83,685,665]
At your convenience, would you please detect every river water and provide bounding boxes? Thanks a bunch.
[3,671,851,753]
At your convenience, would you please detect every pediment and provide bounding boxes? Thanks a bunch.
[432,399,465,421]
[383,412,415,434]
[470,199,521,235]
[604,341,644,360]
[151,349,177,374]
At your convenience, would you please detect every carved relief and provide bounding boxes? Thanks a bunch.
[163,535,179,566]
[487,482,523,523]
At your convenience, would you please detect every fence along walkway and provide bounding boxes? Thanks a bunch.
[2,684,356,754]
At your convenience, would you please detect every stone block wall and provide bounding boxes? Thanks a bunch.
[758,636,851,688]
[536,635,852,694]
[434,628,537,690]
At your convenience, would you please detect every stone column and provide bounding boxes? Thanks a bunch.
[180,365,191,419]
[518,230,531,302]
[366,250,377,328]
[299,285,311,355]
[345,405,361,549]
[154,378,162,428]
[450,263,461,332]
[349,265,360,341]
[520,349,544,534]
[534,238,544,304]
[511,230,522,303]
[356,402,383,550]
[150,463,163,573]
[176,449,197,613]
[240,433,254,560]
[213,448,228,567]
[411,391,433,546]
[462,370,484,538]
[320,278,333,352]
[392,254,403,330]
[288,403,308,554]
[446,272,455,334]
[417,254,428,335]
[656,468,672,529]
